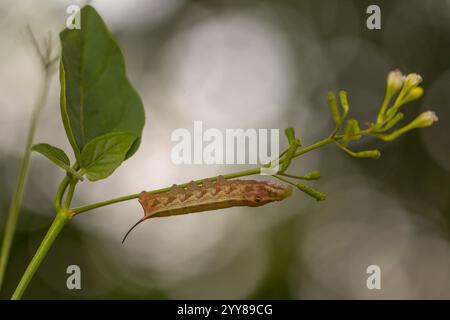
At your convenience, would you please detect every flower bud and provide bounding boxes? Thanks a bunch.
[386,69,404,95]
[339,90,349,117]
[401,87,424,105]
[327,92,341,126]
[295,183,326,201]
[284,127,296,145]
[410,110,438,129]
[377,70,405,124]
[354,150,381,159]
[302,170,321,180]
[389,73,424,116]
[403,73,422,90]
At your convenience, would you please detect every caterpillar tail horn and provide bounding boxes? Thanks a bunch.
[122,217,148,244]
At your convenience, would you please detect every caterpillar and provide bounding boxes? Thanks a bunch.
[122,176,293,243]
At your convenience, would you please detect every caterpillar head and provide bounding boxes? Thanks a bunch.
[245,182,293,206]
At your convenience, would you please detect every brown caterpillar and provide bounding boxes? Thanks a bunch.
[122,176,293,243]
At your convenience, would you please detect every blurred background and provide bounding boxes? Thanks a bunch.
[0,0,449,299]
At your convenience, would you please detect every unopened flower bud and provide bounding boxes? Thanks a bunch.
[302,170,321,180]
[391,72,424,112]
[354,150,381,159]
[295,183,326,201]
[401,87,424,105]
[387,69,404,95]
[410,110,438,129]
[327,92,341,126]
[403,73,422,90]
[339,90,349,117]
[284,127,296,145]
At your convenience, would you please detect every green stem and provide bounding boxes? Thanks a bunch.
[11,209,72,300]
[54,163,80,211]
[332,140,358,156]
[334,128,372,140]
[293,137,333,158]
[376,93,390,124]
[0,67,52,290]
[279,172,316,180]
[273,174,296,186]
[54,175,71,211]
[63,181,77,209]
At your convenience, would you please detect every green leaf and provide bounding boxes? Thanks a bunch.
[59,5,145,161]
[32,143,84,180]
[80,132,138,181]
[32,143,70,168]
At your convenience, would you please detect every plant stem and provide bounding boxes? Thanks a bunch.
[273,174,296,186]
[334,128,372,140]
[332,140,357,156]
[63,181,77,209]
[11,209,72,300]
[293,137,333,158]
[54,163,81,211]
[54,175,71,211]
[0,67,52,291]
[279,172,316,180]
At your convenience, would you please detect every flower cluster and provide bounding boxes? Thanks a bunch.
[374,70,438,140]
[274,70,438,201]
